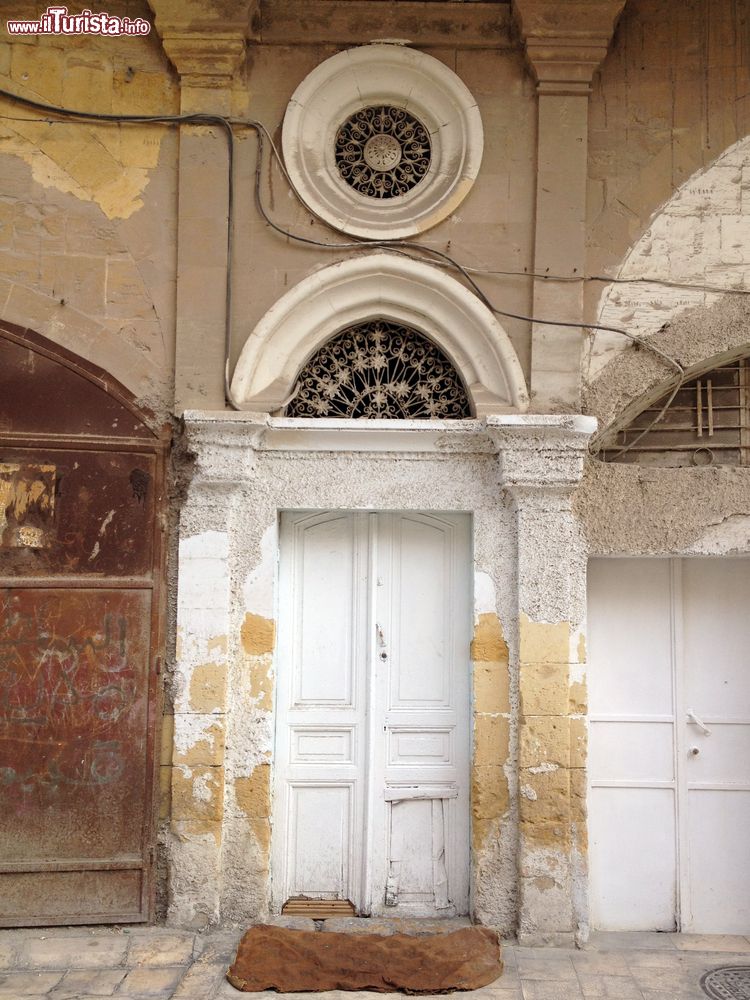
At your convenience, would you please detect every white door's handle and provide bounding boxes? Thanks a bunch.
[376,624,386,647]
[687,709,711,736]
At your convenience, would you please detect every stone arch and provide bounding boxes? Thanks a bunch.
[230,253,529,415]
[585,295,750,449]
[586,134,750,385]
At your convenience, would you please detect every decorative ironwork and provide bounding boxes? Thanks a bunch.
[603,358,750,466]
[285,320,471,419]
[700,966,750,1000]
[335,106,431,199]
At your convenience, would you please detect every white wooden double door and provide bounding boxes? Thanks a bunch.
[272,511,471,917]
[588,558,750,933]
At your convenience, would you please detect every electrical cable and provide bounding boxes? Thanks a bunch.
[0,85,689,442]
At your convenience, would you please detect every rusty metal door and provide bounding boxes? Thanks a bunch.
[0,323,168,926]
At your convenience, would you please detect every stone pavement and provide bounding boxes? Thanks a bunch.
[0,924,749,1000]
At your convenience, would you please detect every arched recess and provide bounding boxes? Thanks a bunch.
[585,293,750,448]
[0,321,168,927]
[230,253,529,415]
[586,135,750,384]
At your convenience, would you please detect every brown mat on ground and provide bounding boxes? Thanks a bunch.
[227,924,503,994]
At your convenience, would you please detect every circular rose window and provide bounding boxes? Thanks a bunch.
[282,44,484,239]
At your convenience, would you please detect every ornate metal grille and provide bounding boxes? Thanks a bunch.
[285,320,471,419]
[334,106,432,199]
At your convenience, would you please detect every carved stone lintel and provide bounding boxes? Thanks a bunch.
[512,0,626,93]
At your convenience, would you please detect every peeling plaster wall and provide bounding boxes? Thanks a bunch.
[170,437,522,932]
[576,459,750,558]
[586,0,750,319]
[0,1,178,413]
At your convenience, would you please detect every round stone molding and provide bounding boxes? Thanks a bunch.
[282,44,484,239]
[230,253,529,416]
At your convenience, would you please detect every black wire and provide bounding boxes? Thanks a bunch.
[0,86,239,404]
[0,85,686,428]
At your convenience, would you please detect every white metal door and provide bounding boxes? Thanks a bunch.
[588,558,750,933]
[272,511,471,917]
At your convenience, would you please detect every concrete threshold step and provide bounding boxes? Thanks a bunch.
[267,915,474,935]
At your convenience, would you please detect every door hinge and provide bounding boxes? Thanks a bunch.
[154,656,162,676]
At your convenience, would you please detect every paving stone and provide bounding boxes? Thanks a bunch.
[127,933,195,967]
[171,960,228,998]
[0,941,17,970]
[49,968,127,997]
[0,970,65,996]
[18,935,129,970]
[519,982,585,1000]
[516,957,578,981]
[576,972,644,997]
[118,965,185,996]
[671,933,750,952]
[587,932,676,951]
[572,952,631,974]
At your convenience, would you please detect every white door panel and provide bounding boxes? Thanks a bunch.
[589,786,677,931]
[588,557,750,935]
[274,511,471,917]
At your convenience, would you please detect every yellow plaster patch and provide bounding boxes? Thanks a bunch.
[234,763,271,820]
[520,819,571,850]
[248,656,273,712]
[208,635,227,655]
[473,660,510,715]
[173,722,226,767]
[189,662,227,713]
[471,764,509,855]
[569,718,587,769]
[569,681,587,714]
[172,818,222,846]
[250,816,271,859]
[471,613,509,662]
[0,53,174,220]
[519,766,571,825]
[519,614,570,664]
[520,662,569,717]
[160,714,174,766]
[473,715,509,766]
[241,613,276,656]
[577,632,586,664]
[171,765,224,824]
[159,765,172,821]
[570,768,588,850]
[519,716,570,769]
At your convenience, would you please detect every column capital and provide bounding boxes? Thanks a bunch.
[487,414,597,496]
[147,0,257,97]
[512,0,626,94]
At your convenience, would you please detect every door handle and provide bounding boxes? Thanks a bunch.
[687,709,711,736]
[376,624,386,647]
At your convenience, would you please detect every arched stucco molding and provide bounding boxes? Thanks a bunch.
[585,135,750,385]
[231,253,529,415]
[584,292,750,448]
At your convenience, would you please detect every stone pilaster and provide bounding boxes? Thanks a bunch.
[489,414,596,944]
[513,1,625,411]
[148,1,256,413]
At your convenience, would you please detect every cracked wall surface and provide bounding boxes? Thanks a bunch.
[0,0,178,414]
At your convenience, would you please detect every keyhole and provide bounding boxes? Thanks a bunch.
[690,746,700,756]
[380,651,388,661]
